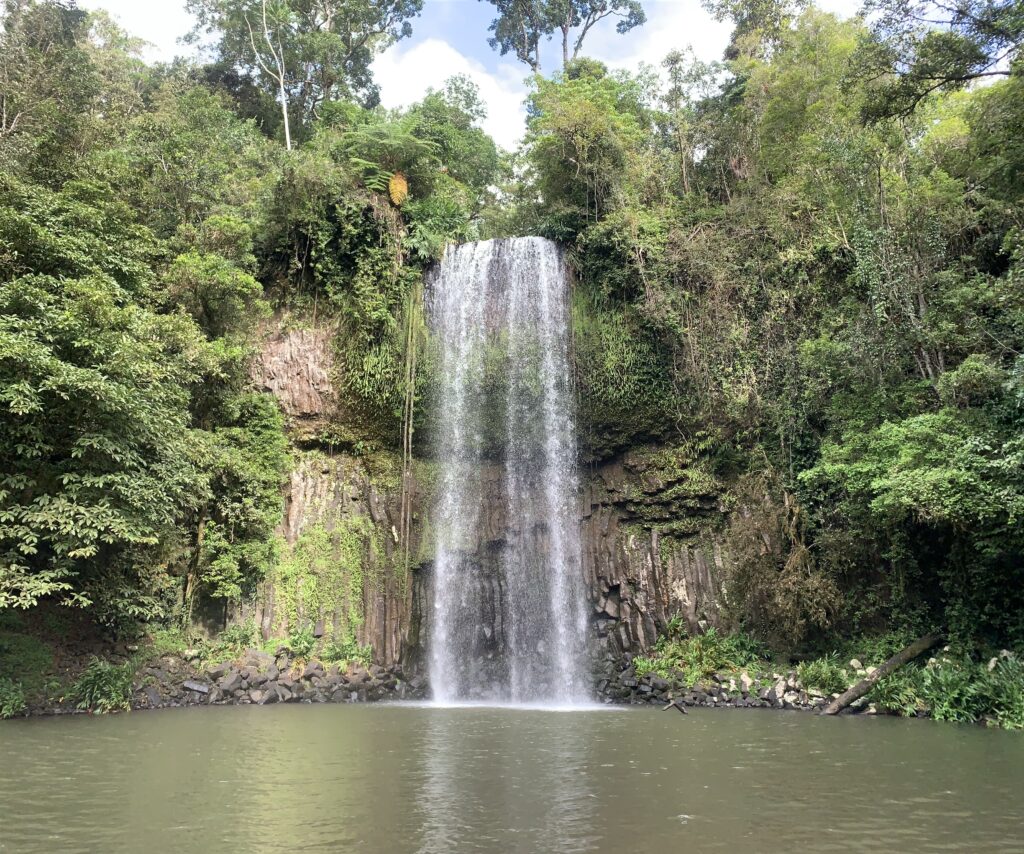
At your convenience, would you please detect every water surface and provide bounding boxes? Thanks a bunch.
[1,705,1022,852]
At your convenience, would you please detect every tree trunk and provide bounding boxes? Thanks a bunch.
[280,77,292,150]
[821,634,942,716]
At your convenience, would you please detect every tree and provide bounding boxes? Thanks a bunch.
[185,0,424,146]
[482,0,547,71]
[480,0,646,72]
[548,0,645,68]
[0,0,145,184]
[857,0,1023,120]
[661,48,720,194]
[0,178,212,611]
[407,76,500,193]
[702,0,808,59]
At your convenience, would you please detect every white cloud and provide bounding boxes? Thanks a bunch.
[372,38,530,151]
[588,0,733,71]
[592,0,863,79]
[78,0,198,63]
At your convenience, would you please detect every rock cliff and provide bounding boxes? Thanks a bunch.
[248,316,736,678]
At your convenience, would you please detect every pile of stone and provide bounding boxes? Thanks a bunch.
[132,647,427,711]
[596,655,831,712]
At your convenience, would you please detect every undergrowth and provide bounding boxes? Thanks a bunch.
[796,654,850,695]
[865,653,1024,730]
[633,623,767,685]
[0,677,27,718]
[71,657,136,714]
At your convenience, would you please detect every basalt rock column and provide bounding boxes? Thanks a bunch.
[427,238,589,704]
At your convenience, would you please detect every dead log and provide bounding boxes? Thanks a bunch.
[662,700,687,714]
[821,634,942,716]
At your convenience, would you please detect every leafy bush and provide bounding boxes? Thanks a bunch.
[797,655,850,695]
[71,657,135,713]
[0,677,27,718]
[865,654,1024,728]
[286,624,316,659]
[919,658,985,724]
[640,627,768,685]
[633,656,661,678]
[979,656,1024,730]
[842,632,916,668]
[322,635,372,669]
[0,623,54,693]
[203,620,261,662]
[870,668,924,716]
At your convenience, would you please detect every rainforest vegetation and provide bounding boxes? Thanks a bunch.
[1,0,1022,724]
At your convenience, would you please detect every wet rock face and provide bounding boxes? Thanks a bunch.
[579,449,729,661]
[243,451,421,670]
[249,314,732,676]
[251,325,336,438]
[407,448,731,678]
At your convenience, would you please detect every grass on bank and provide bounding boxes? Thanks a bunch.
[631,620,1024,731]
[632,621,769,685]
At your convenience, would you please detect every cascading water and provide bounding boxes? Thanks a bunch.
[427,237,590,705]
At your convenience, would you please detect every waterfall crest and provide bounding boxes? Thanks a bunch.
[427,237,590,705]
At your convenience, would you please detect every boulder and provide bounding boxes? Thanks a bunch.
[244,650,275,669]
[218,671,243,693]
[183,680,210,695]
[206,662,232,681]
[849,658,863,670]
[302,661,324,680]
[739,672,754,693]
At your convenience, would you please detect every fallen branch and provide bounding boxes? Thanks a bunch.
[821,633,942,716]
[662,700,687,715]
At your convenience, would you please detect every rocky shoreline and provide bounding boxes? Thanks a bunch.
[16,645,881,717]
[597,655,836,713]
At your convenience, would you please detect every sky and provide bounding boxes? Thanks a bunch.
[78,0,861,150]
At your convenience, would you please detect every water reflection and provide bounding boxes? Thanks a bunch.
[2,705,1023,853]
[416,708,599,853]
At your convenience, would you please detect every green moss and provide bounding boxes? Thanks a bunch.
[572,294,680,458]
[271,515,379,643]
[617,443,724,537]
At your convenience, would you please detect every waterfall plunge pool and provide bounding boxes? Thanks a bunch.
[2,703,1022,853]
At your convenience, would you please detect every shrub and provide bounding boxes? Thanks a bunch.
[870,668,924,716]
[203,620,261,662]
[322,635,372,668]
[843,632,916,668]
[0,677,27,719]
[71,657,135,714]
[633,655,662,678]
[0,624,55,694]
[642,627,767,685]
[979,656,1024,730]
[286,624,316,659]
[919,658,985,723]
[797,654,850,695]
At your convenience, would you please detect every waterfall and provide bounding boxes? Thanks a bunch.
[427,237,590,705]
